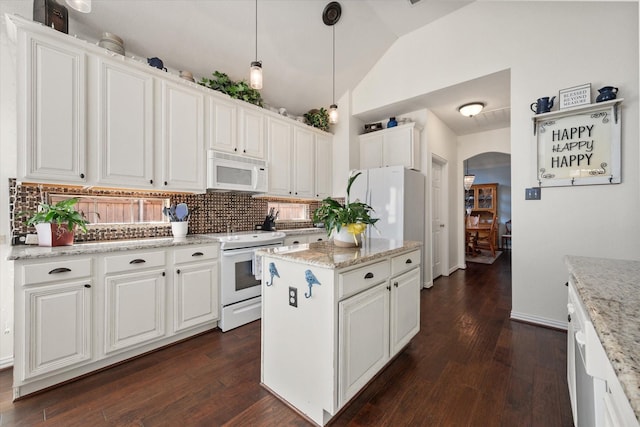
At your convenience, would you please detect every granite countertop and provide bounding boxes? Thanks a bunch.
[8,235,219,260]
[565,255,640,420]
[279,227,327,236]
[259,238,421,269]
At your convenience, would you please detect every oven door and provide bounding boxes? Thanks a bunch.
[220,247,262,306]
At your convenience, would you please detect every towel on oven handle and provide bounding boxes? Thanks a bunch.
[252,249,262,280]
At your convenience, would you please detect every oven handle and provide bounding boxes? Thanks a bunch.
[222,247,262,257]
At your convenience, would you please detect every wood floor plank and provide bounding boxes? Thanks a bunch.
[0,252,574,426]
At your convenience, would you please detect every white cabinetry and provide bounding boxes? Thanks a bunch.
[160,80,205,192]
[207,95,237,154]
[17,30,87,183]
[103,251,167,355]
[173,245,219,332]
[292,127,315,198]
[267,117,292,196]
[283,232,327,246]
[359,123,420,170]
[315,134,332,199]
[238,106,266,159]
[95,58,154,187]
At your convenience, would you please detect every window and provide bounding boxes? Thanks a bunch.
[49,194,169,225]
[267,202,309,221]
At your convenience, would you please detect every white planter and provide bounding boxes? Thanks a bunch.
[171,221,188,238]
[332,225,363,248]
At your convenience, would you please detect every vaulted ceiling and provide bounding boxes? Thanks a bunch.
[65,0,509,135]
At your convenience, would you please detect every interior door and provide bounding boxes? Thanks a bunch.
[431,160,444,279]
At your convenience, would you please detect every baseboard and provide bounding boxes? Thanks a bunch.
[511,311,567,331]
[423,280,433,289]
[0,355,14,370]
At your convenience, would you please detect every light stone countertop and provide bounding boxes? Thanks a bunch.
[258,238,421,270]
[7,235,219,261]
[565,255,640,420]
[279,227,328,236]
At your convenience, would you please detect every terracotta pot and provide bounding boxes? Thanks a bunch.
[35,223,75,247]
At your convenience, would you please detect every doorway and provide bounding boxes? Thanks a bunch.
[431,155,448,281]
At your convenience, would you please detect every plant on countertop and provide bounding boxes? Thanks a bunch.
[313,171,378,244]
[25,197,88,233]
[199,71,263,107]
[304,108,330,132]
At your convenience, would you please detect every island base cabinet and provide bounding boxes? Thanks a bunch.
[338,283,390,406]
[104,270,166,355]
[261,260,336,425]
[23,281,92,380]
[390,268,421,355]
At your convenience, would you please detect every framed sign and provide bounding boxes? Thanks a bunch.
[535,99,622,187]
[559,83,591,109]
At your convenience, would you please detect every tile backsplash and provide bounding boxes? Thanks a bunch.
[9,179,324,244]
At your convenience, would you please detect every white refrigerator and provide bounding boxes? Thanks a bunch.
[350,165,425,245]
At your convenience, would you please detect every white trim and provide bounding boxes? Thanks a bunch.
[0,355,14,370]
[511,311,567,331]
[423,280,433,289]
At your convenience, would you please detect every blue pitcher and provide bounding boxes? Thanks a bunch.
[530,96,555,114]
[147,57,167,71]
[596,86,618,102]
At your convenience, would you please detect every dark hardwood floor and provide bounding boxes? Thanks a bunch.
[0,251,573,426]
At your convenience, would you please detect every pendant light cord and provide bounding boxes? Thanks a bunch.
[332,25,335,105]
[255,0,258,61]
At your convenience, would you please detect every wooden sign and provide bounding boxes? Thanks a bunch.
[535,100,621,186]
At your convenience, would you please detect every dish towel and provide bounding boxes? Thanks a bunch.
[253,250,262,280]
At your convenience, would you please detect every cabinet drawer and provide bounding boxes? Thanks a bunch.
[104,251,166,274]
[22,258,93,285]
[173,245,218,264]
[339,260,390,300]
[391,250,421,276]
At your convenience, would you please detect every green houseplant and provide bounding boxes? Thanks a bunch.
[199,71,263,107]
[304,108,330,132]
[25,198,88,247]
[313,171,378,247]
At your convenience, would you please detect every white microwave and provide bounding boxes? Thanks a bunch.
[207,150,268,192]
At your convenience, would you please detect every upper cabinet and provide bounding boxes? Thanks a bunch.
[267,117,292,196]
[315,134,332,199]
[292,127,315,198]
[18,30,87,184]
[238,106,267,159]
[207,95,237,154]
[159,80,205,192]
[359,123,421,171]
[95,58,155,187]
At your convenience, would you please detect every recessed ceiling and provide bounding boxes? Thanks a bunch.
[59,0,505,135]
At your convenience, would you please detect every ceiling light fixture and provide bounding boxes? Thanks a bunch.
[458,102,485,118]
[249,0,262,90]
[463,159,475,191]
[323,2,341,124]
[65,0,91,13]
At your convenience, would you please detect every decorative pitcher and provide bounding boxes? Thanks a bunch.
[147,57,167,71]
[596,86,618,103]
[530,96,555,114]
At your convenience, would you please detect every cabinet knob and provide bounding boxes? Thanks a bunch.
[164,181,168,186]
[177,269,181,274]
[150,179,154,184]
[243,149,246,153]
[386,286,391,291]
[162,272,166,277]
[234,148,238,152]
[364,272,374,279]
[80,173,85,179]
[394,282,399,287]
[84,284,91,288]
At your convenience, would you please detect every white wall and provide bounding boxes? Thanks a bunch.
[352,1,640,327]
[0,1,30,367]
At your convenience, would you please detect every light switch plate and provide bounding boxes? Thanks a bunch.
[525,187,541,200]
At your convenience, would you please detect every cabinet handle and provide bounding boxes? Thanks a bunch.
[568,314,571,322]
[129,259,146,264]
[364,272,374,279]
[293,240,300,244]
[162,272,166,277]
[48,267,71,274]
[192,252,204,257]
[80,173,85,179]
[243,149,246,153]
[234,148,238,152]
[177,269,181,274]
[386,286,391,291]
[164,181,168,186]
[84,284,91,288]
[394,282,399,288]
[150,179,154,184]
[564,281,568,287]
[405,259,413,264]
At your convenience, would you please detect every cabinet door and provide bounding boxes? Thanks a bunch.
[208,95,237,153]
[390,268,420,356]
[338,282,390,406]
[174,262,219,332]
[96,58,154,187]
[315,134,332,199]
[284,235,308,246]
[293,127,315,198]
[268,118,292,196]
[307,232,327,243]
[383,126,413,169]
[24,280,92,379]
[20,33,86,183]
[160,81,205,191]
[239,107,266,159]
[104,270,166,355]
[359,134,383,169]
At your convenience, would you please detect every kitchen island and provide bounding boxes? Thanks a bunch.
[259,239,422,426]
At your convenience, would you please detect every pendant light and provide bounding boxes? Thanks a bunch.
[463,159,475,190]
[65,0,91,13]
[323,2,341,124]
[249,0,263,90]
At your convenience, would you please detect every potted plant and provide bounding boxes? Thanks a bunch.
[313,171,378,247]
[199,71,263,107]
[25,198,88,247]
[304,108,330,132]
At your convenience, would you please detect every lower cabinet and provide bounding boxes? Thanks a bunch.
[283,232,327,246]
[12,242,219,399]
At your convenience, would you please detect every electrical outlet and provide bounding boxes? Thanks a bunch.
[525,187,541,200]
[289,287,297,307]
